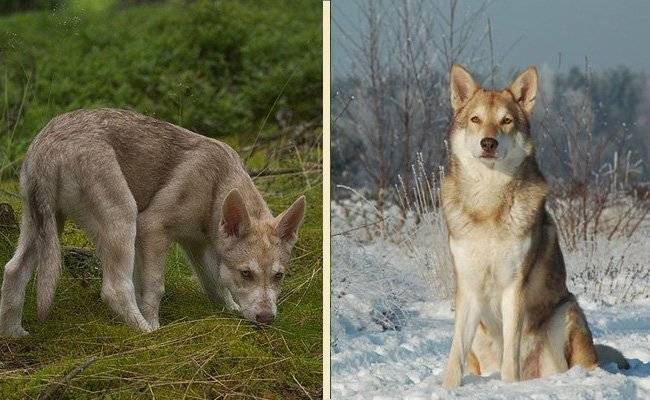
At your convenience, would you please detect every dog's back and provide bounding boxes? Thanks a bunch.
[24,108,245,212]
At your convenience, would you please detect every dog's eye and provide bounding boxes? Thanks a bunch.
[501,117,513,124]
[274,272,284,281]
[470,116,480,123]
[240,270,253,280]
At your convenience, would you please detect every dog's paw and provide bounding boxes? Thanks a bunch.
[151,320,160,330]
[441,377,461,389]
[442,367,462,389]
[0,325,29,338]
[142,313,160,331]
[220,290,240,313]
[132,318,154,333]
[500,363,520,383]
[224,299,241,313]
[145,319,160,331]
[500,371,520,383]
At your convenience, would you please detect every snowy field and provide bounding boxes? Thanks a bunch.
[331,200,650,399]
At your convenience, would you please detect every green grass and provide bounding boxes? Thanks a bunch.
[0,166,322,399]
[0,0,322,178]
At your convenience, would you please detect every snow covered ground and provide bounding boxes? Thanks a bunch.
[332,297,650,399]
[331,202,650,399]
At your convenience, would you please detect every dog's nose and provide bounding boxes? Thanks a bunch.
[480,137,499,152]
[255,312,275,325]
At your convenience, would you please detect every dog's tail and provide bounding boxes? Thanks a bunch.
[24,179,62,322]
[595,344,630,370]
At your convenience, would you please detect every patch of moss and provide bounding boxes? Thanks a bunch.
[0,161,322,399]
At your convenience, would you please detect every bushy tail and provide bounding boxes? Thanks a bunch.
[595,344,630,370]
[25,181,62,322]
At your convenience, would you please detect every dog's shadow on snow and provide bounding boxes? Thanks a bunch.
[457,358,650,387]
[605,358,650,378]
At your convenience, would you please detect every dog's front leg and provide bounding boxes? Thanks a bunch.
[197,249,240,313]
[443,292,481,389]
[215,284,240,313]
[501,283,524,382]
[181,243,240,313]
[135,217,172,331]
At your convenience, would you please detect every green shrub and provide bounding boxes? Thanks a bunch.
[0,0,322,176]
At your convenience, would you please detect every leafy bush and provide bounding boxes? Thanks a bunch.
[0,0,322,176]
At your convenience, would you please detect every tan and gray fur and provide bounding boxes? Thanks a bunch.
[441,65,627,388]
[0,108,306,336]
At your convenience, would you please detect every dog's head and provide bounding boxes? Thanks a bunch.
[214,189,306,325]
[449,64,538,174]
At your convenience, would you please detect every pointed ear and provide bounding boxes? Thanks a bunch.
[450,64,479,112]
[276,196,306,244]
[508,66,538,115]
[220,189,250,238]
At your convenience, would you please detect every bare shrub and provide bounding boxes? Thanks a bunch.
[394,155,453,299]
[332,154,454,300]
[535,63,649,301]
[331,236,423,338]
[566,238,650,304]
[537,63,649,250]
[332,0,493,205]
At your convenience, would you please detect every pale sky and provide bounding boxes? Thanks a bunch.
[332,0,650,78]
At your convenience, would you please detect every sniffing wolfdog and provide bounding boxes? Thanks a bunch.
[0,108,306,336]
[441,65,627,388]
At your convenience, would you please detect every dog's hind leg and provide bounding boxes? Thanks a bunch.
[96,222,151,331]
[538,302,570,376]
[467,351,481,376]
[95,207,151,331]
[539,300,596,377]
[565,305,597,370]
[0,213,38,337]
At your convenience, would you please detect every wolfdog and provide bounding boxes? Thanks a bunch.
[0,108,306,336]
[441,65,627,388]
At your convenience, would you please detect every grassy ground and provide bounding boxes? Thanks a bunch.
[0,147,322,399]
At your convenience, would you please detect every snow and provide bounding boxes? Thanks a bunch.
[332,297,650,399]
[331,203,650,399]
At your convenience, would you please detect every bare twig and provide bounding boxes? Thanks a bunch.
[249,167,321,178]
[39,356,97,400]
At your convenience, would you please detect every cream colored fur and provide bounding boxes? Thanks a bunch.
[441,65,626,389]
[0,108,306,336]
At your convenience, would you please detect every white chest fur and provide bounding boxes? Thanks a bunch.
[450,230,532,339]
[450,230,531,301]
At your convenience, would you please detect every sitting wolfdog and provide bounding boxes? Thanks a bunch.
[0,108,306,336]
[441,65,627,388]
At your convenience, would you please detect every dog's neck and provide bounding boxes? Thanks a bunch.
[448,153,547,220]
[453,154,516,196]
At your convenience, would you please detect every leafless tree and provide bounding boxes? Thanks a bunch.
[535,62,649,249]
[333,0,493,208]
